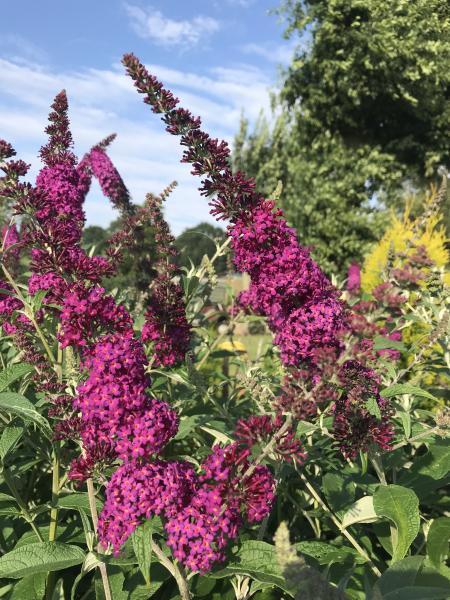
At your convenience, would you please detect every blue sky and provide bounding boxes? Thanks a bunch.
[0,0,297,234]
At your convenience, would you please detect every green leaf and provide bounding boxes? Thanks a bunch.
[373,336,407,352]
[295,540,365,565]
[15,525,85,548]
[0,425,23,460]
[30,290,48,313]
[322,472,355,516]
[398,440,450,499]
[174,415,208,440]
[296,421,319,436]
[123,564,170,599]
[0,393,52,437]
[0,542,85,578]
[342,495,378,528]
[365,396,382,419]
[427,518,450,570]
[199,426,233,445]
[58,492,103,513]
[380,384,437,402]
[373,485,420,562]
[373,556,450,599]
[210,541,291,593]
[0,364,34,392]
[9,573,46,600]
[132,520,153,586]
[95,565,127,600]
[0,493,20,516]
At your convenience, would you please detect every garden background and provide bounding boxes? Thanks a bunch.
[0,1,449,599]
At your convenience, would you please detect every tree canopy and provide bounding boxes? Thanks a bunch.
[175,222,228,275]
[234,0,450,273]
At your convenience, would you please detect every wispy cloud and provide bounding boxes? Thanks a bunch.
[0,34,48,63]
[124,4,220,49]
[241,41,297,65]
[0,56,272,233]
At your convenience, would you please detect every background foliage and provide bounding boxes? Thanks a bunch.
[234,0,450,273]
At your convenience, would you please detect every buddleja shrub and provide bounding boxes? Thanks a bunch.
[0,54,448,600]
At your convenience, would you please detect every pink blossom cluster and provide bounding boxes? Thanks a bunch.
[230,200,345,365]
[141,192,191,367]
[142,273,191,366]
[347,262,361,293]
[98,438,276,572]
[58,285,133,348]
[2,88,277,573]
[122,53,394,457]
[98,460,196,551]
[80,144,132,214]
[164,443,274,571]
[333,361,394,457]
[234,414,306,464]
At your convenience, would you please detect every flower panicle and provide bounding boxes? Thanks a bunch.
[39,90,76,167]
[122,53,262,220]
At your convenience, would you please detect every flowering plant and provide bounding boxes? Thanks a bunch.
[0,57,448,600]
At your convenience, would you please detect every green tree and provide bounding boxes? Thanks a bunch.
[234,0,450,273]
[82,225,109,254]
[175,222,228,274]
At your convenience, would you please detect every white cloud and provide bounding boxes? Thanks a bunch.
[0,34,48,63]
[0,55,273,234]
[241,41,297,65]
[125,4,220,49]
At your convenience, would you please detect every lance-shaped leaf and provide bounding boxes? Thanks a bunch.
[0,542,85,578]
[0,393,52,438]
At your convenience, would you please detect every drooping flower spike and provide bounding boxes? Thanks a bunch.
[122,53,394,458]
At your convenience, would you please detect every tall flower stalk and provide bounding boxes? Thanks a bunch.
[122,52,394,457]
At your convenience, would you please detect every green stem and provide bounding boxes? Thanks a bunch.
[391,426,438,451]
[86,478,112,600]
[151,540,191,600]
[299,473,382,577]
[1,264,56,365]
[2,467,44,542]
[48,444,60,542]
[45,444,60,600]
[370,451,387,485]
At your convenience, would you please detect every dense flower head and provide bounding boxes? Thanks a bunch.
[35,163,85,225]
[68,331,179,472]
[39,90,76,167]
[58,286,133,347]
[28,273,68,305]
[0,280,26,336]
[165,487,242,572]
[98,460,196,553]
[141,190,191,367]
[230,200,345,365]
[122,53,262,221]
[165,442,275,572]
[0,139,16,160]
[142,274,191,367]
[87,147,132,214]
[372,282,407,307]
[275,295,345,365]
[123,52,395,460]
[333,360,394,458]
